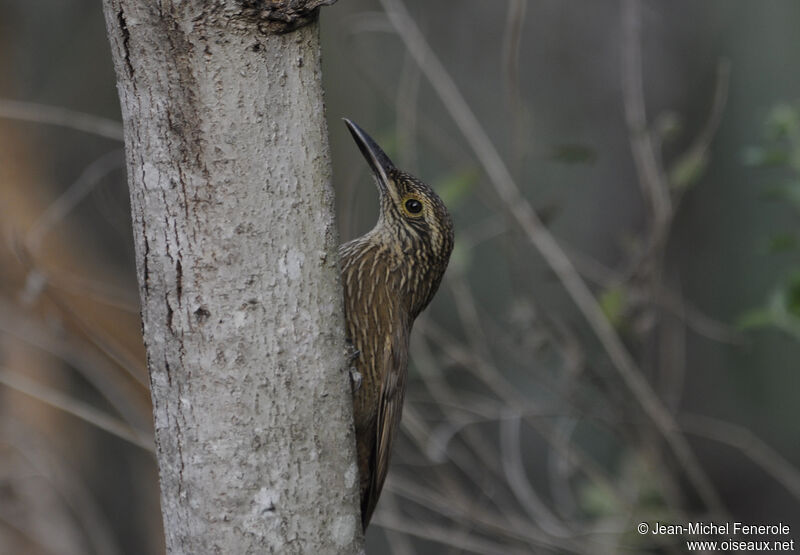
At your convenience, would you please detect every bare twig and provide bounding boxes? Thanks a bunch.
[396,50,422,171]
[670,58,731,210]
[562,241,742,345]
[446,273,494,375]
[620,0,672,240]
[502,0,529,170]
[0,514,65,555]
[0,98,124,141]
[647,289,743,346]
[418,320,635,516]
[39,269,140,314]
[411,331,532,526]
[502,0,526,108]
[546,418,584,525]
[684,60,731,156]
[26,150,125,253]
[379,492,416,555]
[500,415,570,537]
[2,421,125,555]
[40,289,149,388]
[657,275,688,411]
[412,330,506,478]
[0,367,154,453]
[377,0,725,515]
[681,413,800,501]
[384,476,587,553]
[399,402,515,523]
[0,298,151,431]
[342,12,473,167]
[374,509,548,555]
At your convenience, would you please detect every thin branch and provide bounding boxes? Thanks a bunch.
[396,49,422,171]
[418,320,636,517]
[502,0,526,104]
[562,241,743,345]
[620,0,672,236]
[412,331,506,478]
[657,280,687,411]
[373,511,541,555]
[384,476,586,553]
[43,290,150,388]
[0,367,154,453]
[0,297,152,432]
[26,150,125,253]
[547,418,581,523]
[0,98,124,141]
[648,289,743,346]
[670,58,731,212]
[2,421,125,555]
[39,269,140,314]
[500,415,570,537]
[399,402,516,525]
[502,0,529,170]
[377,0,725,516]
[411,331,536,526]
[379,492,417,555]
[681,413,800,501]
[688,59,731,154]
[341,12,473,167]
[0,515,65,555]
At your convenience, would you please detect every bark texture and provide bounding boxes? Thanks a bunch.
[101,2,363,553]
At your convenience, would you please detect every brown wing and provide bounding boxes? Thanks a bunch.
[361,327,408,529]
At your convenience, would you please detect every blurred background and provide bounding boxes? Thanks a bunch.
[1,1,799,553]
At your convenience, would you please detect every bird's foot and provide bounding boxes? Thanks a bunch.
[345,340,361,392]
[345,340,361,364]
[349,368,362,393]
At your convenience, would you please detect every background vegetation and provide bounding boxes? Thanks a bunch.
[0,1,798,553]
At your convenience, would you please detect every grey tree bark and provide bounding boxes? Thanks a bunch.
[101,1,364,553]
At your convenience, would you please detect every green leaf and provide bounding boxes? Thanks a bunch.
[742,146,790,168]
[549,144,597,165]
[791,145,800,174]
[599,286,626,329]
[737,308,776,330]
[434,168,478,207]
[786,272,800,318]
[669,150,708,190]
[781,180,800,210]
[738,274,800,338]
[768,233,798,253]
[654,111,683,143]
[765,103,800,141]
[760,181,800,212]
[578,481,619,517]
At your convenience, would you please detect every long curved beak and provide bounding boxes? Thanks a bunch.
[343,118,395,195]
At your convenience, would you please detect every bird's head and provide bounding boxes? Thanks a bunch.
[344,119,454,314]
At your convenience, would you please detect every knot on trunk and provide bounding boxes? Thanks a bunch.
[239,0,338,33]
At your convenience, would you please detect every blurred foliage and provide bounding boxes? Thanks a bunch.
[548,143,597,165]
[740,101,800,338]
[433,166,478,208]
[598,285,627,331]
[669,148,708,190]
[2,1,800,554]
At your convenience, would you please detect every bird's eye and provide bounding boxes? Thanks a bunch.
[404,198,423,214]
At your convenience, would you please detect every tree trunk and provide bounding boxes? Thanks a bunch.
[101,2,363,553]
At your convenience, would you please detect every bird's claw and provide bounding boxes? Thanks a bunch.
[345,341,361,364]
[349,369,362,393]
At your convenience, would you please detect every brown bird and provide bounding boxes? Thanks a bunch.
[340,119,454,530]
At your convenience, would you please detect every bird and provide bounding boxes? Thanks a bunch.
[339,119,454,530]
